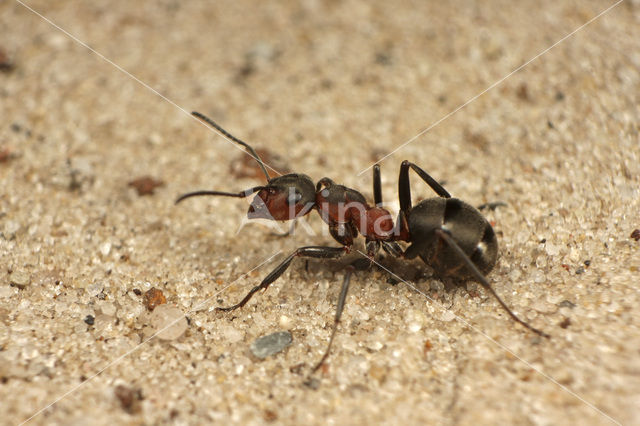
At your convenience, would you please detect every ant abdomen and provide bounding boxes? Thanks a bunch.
[405,197,498,280]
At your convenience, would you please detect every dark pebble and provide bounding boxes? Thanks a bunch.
[559,317,571,329]
[114,385,143,414]
[250,331,292,359]
[558,300,576,309]
[303,377,321,390]
[84,315,95,325]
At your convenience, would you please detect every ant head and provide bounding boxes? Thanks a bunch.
[363,207,395,240]
[248,173,316,221]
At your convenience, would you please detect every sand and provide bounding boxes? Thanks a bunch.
[1,1,639,425]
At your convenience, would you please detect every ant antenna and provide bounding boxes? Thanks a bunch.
[175,186,266,204]
[192,111,271,181]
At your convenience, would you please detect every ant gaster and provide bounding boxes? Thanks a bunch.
[177,111,549,374]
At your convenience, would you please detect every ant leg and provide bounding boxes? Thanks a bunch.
[381,241,403,257]
[175,186,265,204]
[328,221,357,247]
[477,201,507,211]
[310,266,354,374]
[373,164,383,206]
[366,240,380,258]
[434,229,550,338]
[398,160,451,213]
[217,246,347,311]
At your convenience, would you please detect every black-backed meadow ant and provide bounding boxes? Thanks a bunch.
[177,111,549,374]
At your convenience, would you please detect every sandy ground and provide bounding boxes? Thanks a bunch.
[1,1,639,425]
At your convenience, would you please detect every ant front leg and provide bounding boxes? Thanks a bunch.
[217,246,347,311]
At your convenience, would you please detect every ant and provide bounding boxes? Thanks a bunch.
[177,111,549,375]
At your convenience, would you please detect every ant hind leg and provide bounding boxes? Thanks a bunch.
[398,160,451,214]
[434,229,550,338]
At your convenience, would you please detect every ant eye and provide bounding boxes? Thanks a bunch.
[321,189,330,198]
[287,191,302,205]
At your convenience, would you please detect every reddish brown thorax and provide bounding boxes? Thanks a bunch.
[315,193,360,224]
[361,207,394,240]
[315,187,395,241]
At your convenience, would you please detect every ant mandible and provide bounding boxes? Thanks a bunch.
[177,111,549,374]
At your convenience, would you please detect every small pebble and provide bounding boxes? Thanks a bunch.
[0,148,12,163]
[440,310,456,322]
[0,47,13,72]
[143,287,167,311]
[149,304,188,340]
[9,271,30,289]
[0,286,14,298]
[545,243,560,256]
[99,242,111,256]
[408,322,422,333]
[631,229,640,241]
[263,409,278,422]
[559,317,571,329]
[128,176,164,196]
[84,315,95,325]
[303,377,321,390]
[114,385,143,414]
[220,324,244,343]
[278,315,292,329]
[86,282,104,297]
[4,220,20,236]
[250,331,292,359]
[99,302,117,316]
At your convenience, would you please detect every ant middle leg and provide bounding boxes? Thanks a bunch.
[217,246,347,311]
[373,164,383,206]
